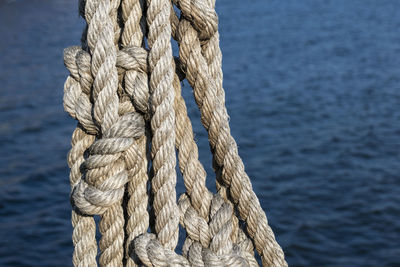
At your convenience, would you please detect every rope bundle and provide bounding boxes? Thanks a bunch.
[63,0,287,266]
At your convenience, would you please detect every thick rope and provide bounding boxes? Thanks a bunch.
[69,1,144,266]
[145,0,180,250]
[173,68,212,221]
[172,66,257,266]
[175,8,287,265]
[64,0,287,266]
[70,128,98,267]
[83,1,126,266]
[64,46,98,267]
[119,2,149,265]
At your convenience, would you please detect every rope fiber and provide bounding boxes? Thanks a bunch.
[63,0,287,266]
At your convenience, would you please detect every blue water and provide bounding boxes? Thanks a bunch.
[1,0,400,266]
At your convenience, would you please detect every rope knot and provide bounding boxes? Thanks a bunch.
[178,193,257,266]
[64,0,287,265]
[133,234,191,266]
[117,46,148,73]
[173,0,218,40]
[63,46,99,135]
[117,46,150,114]
[71,112,145,215]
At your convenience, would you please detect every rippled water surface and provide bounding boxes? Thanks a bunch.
[1,0,400,266]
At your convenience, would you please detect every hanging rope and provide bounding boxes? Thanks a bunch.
[63,0,288,266]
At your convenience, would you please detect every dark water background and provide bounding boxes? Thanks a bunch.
[1,0,400,266]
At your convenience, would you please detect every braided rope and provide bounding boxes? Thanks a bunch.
[63,0,287,266]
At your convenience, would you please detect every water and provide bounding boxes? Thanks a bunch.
[1,0,399,266]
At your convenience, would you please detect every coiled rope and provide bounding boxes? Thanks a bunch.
[63,0,287,266]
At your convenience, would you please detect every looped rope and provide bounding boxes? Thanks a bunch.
[178,193,258,267]
[134,234,191,267]
[64,46,99,135]
[117,45,149,114]
[63,0,287,266]
[71,112,145,215]
[173,0,218,40]
[64,45,150,130]
[64,35,146,218]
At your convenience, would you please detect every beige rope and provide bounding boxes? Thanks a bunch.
[63,0,287,266]
[64,47,98,267]
[172,65,256,267]
[173,68,212,221]
[120,2,149,265]
[145,0,180,250]
[69,1,143,266]
[176,11,287,266]
[84,1,126,266]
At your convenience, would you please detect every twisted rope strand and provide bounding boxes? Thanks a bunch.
[87,1,126,265]
[64,45,98,267]
[146,0,179,250]
[121,0,146,47]
[195,0,226,198]
[174,0,254,257]
[120,2,150,265]
[64,0,287,265]
[69,127,98,267]
[176,17,287,267]
[173,71,212,221]
[73,1,132,266]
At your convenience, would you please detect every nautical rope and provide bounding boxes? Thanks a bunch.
[146,0,180,250]
[63,0,288,266]
[64,47,98,267]
[81,1,127,266]
[176,8,287,266]
[119,2,149,265]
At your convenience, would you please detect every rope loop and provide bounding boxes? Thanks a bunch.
[71,112,145,216]
[177,193,258,266]
[173,0,218,40]
[63,46,99,135]
[117,45,150,114]
[64,0,288,265]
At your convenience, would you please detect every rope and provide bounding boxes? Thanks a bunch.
[63,0,288,266]
[64,46,98,267]
[119,2,149,265]
[146,0,180,250]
